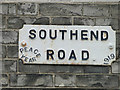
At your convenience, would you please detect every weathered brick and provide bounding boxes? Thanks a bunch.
[10,74,53,87]
[76,75,118,88]
[39,65,56,73]
[69,66,84,73]
[18,59,39,73]
[0,32,1,44]
[39,3,82,16]
[83,4,110,17]
[39,65,84,73]
[55,74,75,87]
[96,18,118,30]
[51,17,72,25]
[74,17,95,25]
[17,3,38,15]
[116,32,120,48]
[118,17,120,30]
[55,65,70,73]
[84,66,109,73]
[0,45,6,58]
[116,48,120,60]
[0,4,16,15]
[7,46,18,58]
[2,31,18,44]
[112,61,120,73]
[0,4,8,15]
[8,4,16,15]
[2,60,17,73]
[2,88,60,90]
[7,17,49,29]
[7,17,25,29]
[1,89,46,90]
[33,17,49,25]
[0,74,8,87]
[110,4,118,17]
[0,15,6,29]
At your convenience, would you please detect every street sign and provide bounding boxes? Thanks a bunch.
[19,25,116,65]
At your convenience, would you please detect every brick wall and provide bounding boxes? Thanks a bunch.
[0,2,120,90]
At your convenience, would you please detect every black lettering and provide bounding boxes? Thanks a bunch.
[81,30,88,40]
[69,50,76,60]
[29,57,36,62]
[36,53,41,57]
[82,50,89,60]
[39,30,46,39]
[20,48,23,53]
[101,31,108,41]
[24,57,28,62]
[59,30,67,40]
[34,49,38,54]
[58,50,65,59]
[21,54,25,58]
[70,30,78,40]
[29,58,32,62]
[90,31,98,40]
[29,47,33,52]
[47,50,54,60]
[29,29,36,39]
[49,29,57,39]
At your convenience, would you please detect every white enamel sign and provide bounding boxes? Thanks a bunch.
[19,25,116,65]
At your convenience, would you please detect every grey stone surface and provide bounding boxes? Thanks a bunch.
[39,3,82,16]
[118,18,120,30]
[17,3,38,15]
[2,88,68,90]
[0,31,1,44]
[2,45,6,58]
[7,17,49,29]
[116,32,120,48]
[39,65,70,73]
[7,46,18,58]
[39,65,84,73]
[55,74,75,87]
[96,18,118,30]
[2,60,17,73]
[2,31,18,44]
[76,75,118,88]
[39,65,56,73]
[0,74,8,87]
[112,61,120,73]
[116,48,120,60]
[55,65,70,73]
[7,17,25,29]
[74,17,95,25]
[18,59,39,73]
[51,17,72,25]
[83,4,110,17]
[84,66,109,73]
[0,4,8,14]
[0,15,6,29]
[33,17,49,25]
[0,3,16,15]
[69,66,84,73]
[8,4,16,15]
[110,5,118,17]
[0,45,6,58]
[10,74,53,87]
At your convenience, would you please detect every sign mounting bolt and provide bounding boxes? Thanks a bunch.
[21,41,26,47]
[109,43,113,49]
